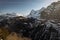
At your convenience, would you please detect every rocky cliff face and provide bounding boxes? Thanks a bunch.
[40,1,60,20]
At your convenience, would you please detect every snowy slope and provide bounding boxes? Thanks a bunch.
[27,7,45,19]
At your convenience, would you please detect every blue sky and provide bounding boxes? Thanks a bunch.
[0,0,58,16]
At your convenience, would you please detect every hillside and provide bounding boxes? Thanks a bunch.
[0,15,59,40]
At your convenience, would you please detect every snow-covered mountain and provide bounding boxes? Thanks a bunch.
[0,13,17,21]
[27,7,45,19]
[1,13,16,17]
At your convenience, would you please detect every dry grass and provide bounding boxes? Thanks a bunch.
[6,32,31,40]
[0,27,31,40]
[0,27,10,40]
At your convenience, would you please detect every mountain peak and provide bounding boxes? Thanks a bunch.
[27,7,45,19]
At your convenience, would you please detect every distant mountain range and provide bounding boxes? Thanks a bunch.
[0,1,60,21]
[0,13,17,22]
